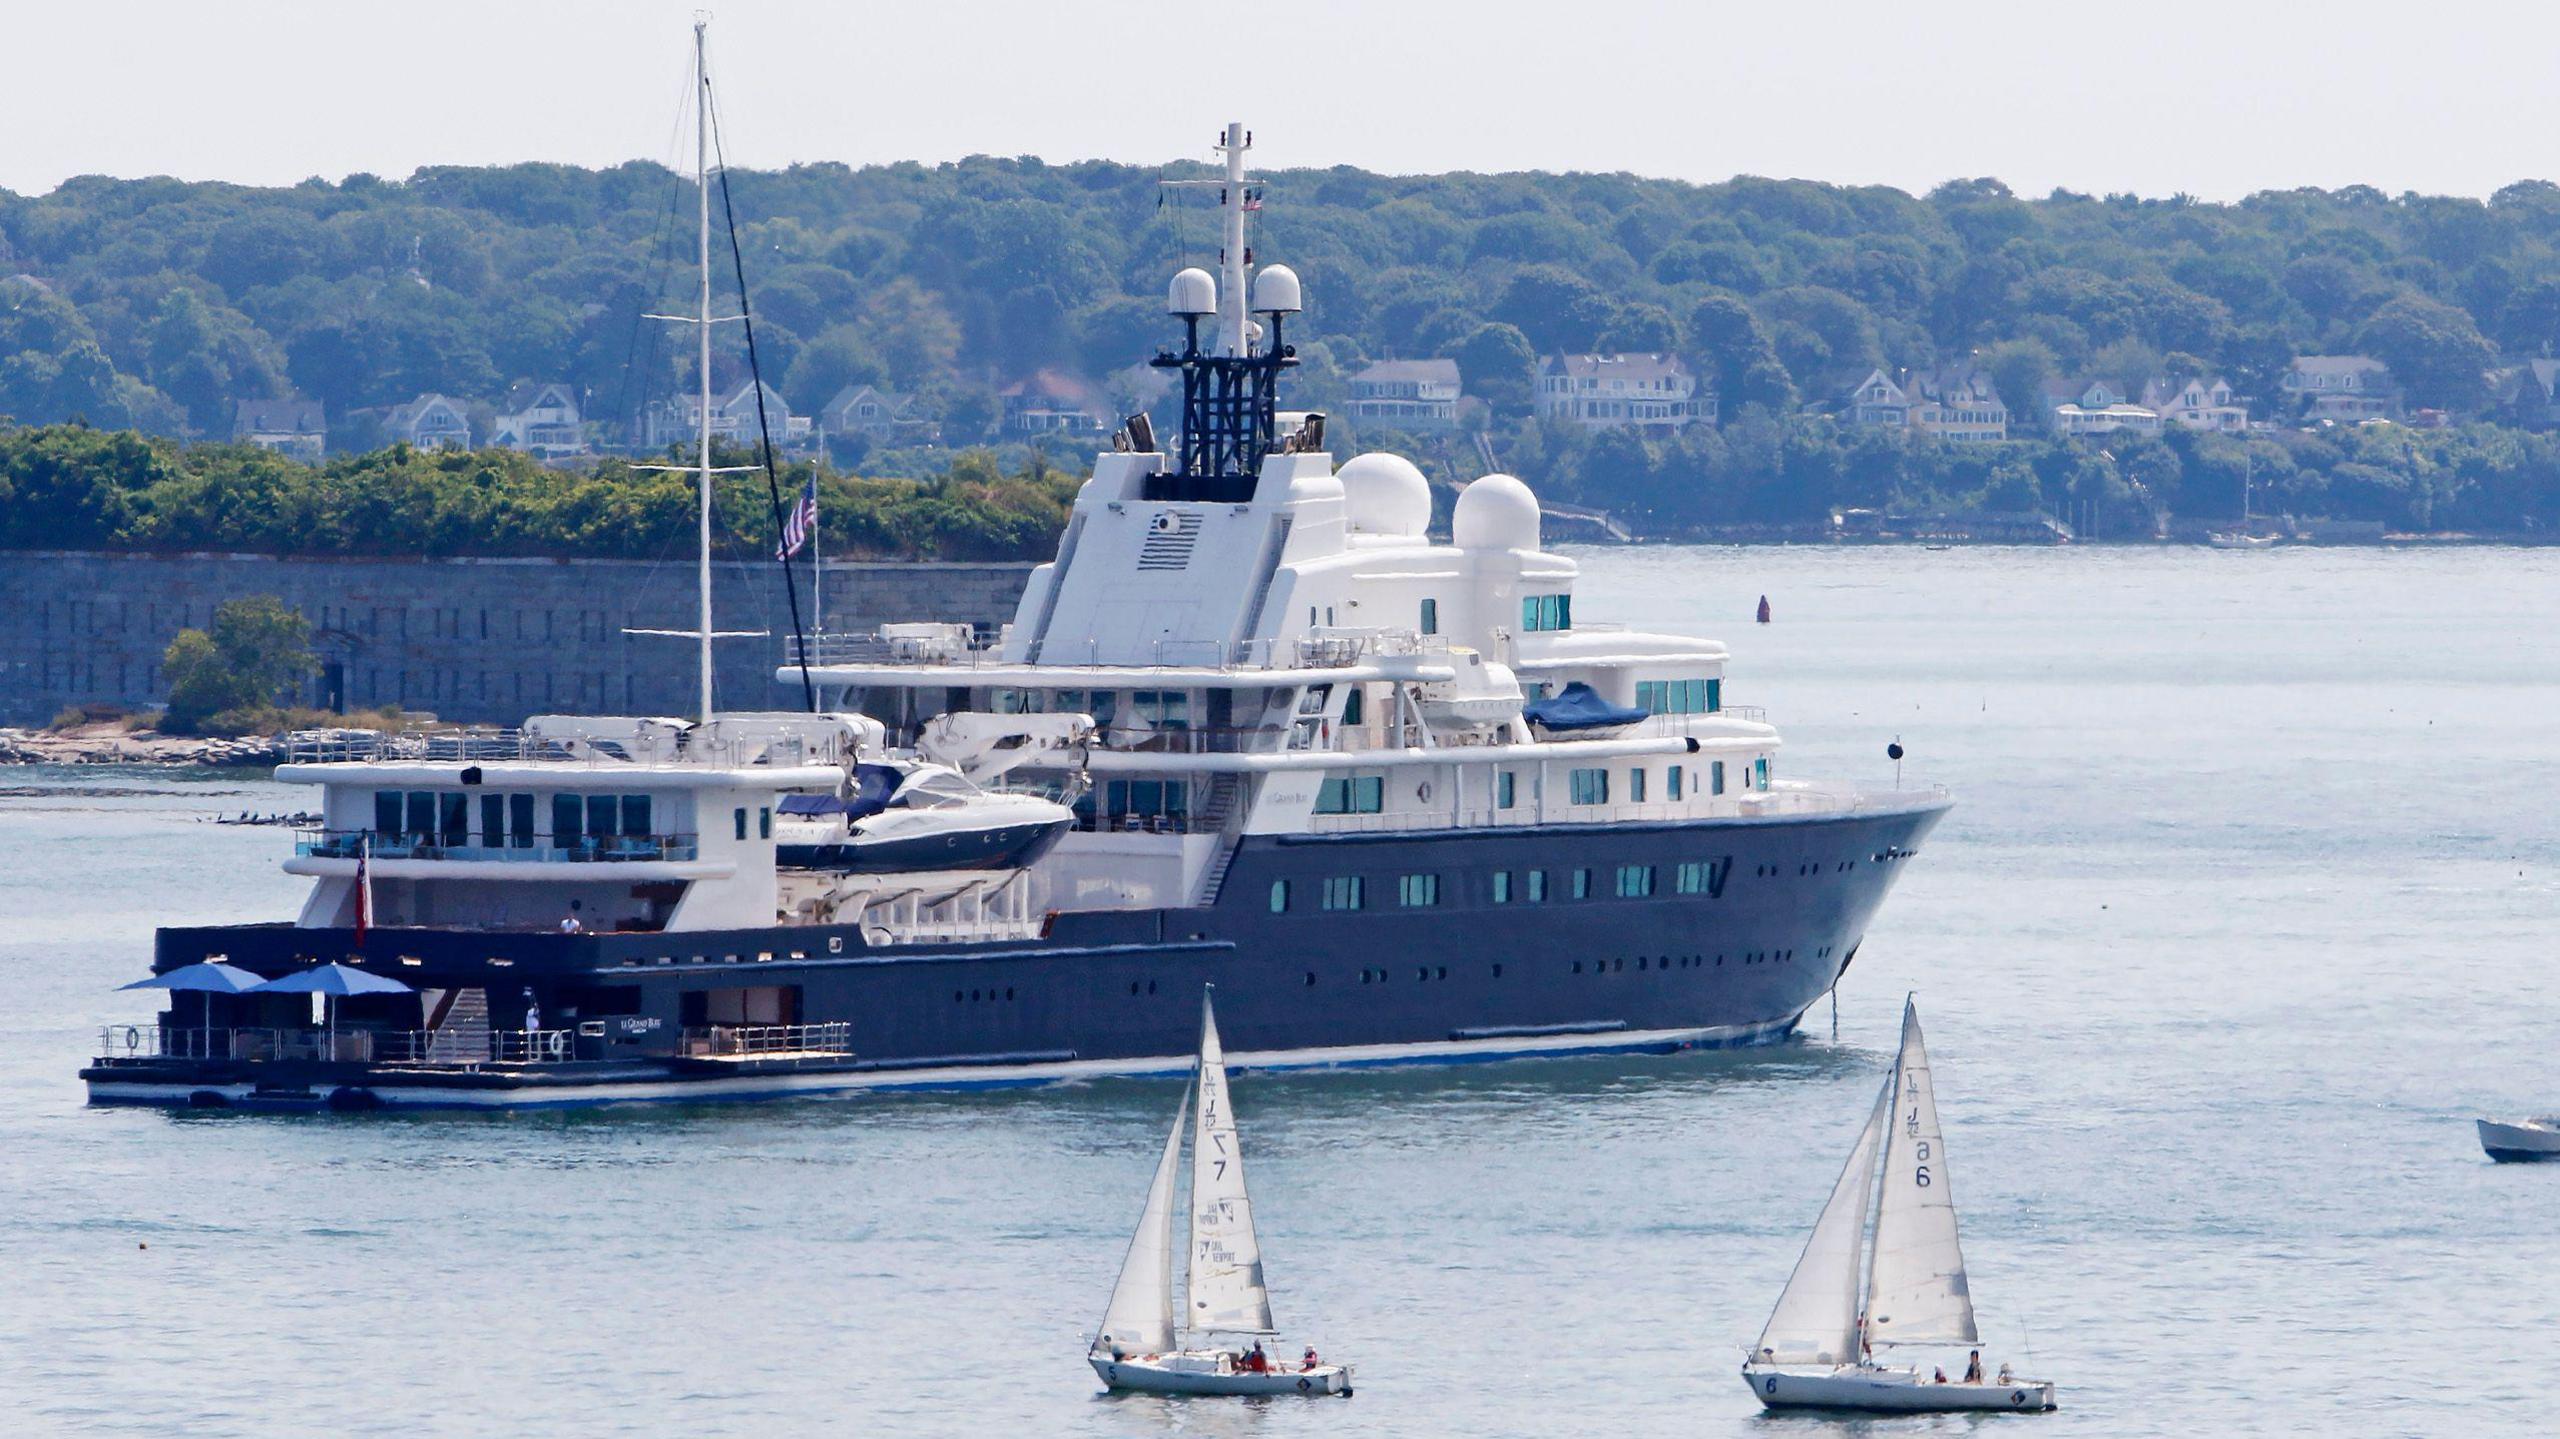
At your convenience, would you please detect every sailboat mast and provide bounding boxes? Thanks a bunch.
[692,16,716,724]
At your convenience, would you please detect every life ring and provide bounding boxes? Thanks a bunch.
[124,1025,141,1051]
[1297,1377,1313,1393]
[1416,780,1433,802]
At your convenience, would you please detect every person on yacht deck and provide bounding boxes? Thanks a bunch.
[1964,1350,1984,1383]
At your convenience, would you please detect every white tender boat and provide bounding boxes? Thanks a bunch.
[1088,990,1351,1398]
[2478,1117,2560,1162]
[1741,998,2057,1414]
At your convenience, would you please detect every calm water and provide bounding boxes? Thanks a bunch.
[3,545,2556,1438]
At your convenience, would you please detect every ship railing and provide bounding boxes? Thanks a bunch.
[284,728,855,769]
[1302,783,1942,835]
[1070,811,1201,835]
[680,1022,856,1057]
[792,628,1452,674]
[91,1025,478,1064]
[294,830,701,864]
[1093,724,1297,755]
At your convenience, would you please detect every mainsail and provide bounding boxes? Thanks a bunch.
[1095,1085,1190,1357]
[1185,991,1275,1335]
[1755,1075,1892,1366]
[1863,998,1979,1346]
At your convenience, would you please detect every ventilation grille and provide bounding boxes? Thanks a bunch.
[1137,510,1204,571]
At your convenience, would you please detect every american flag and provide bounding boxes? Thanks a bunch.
[353,834,372,945]
[777,474,819,561]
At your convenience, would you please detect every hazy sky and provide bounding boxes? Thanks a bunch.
[11,1,2559,202]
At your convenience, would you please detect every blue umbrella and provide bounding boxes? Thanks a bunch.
[118,961,267,994]
[121,960,271,1041]
[245,963,415,997]
[247,964,416,1058]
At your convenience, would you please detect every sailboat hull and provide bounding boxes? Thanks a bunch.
[1744,1364,2055,1412]
[1090,1353,1350,1396]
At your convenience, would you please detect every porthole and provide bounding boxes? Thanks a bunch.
[1437,966,1448,980]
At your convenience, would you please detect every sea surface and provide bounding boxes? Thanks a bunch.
[2,544,2555,1438]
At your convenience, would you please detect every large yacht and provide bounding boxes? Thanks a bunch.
[84,122,1950,1111]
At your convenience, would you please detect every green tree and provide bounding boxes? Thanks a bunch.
[2357,294,2498,410]
[1452,323,1538,418]
[163,595,317,734]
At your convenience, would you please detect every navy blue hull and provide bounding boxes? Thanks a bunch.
[88,798,1948,1106]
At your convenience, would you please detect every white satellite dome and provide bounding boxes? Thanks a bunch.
[1250,264,1302,314]
[1337,452,1433,538]
[1167,267,1216,316]
[1452,473,1541,551]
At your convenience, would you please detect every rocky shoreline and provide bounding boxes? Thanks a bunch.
[0,727,284,768]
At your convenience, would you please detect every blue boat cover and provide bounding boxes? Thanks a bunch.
[776,794,845,816]
[779,764,903,821]
[1521,681,1647,732]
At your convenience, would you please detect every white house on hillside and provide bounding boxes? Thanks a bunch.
[1000,370,1113,436]
[821,384,939,446]
[488,382,586,458]
[1847,366,2008,442]
[2282,356,2400,423]
[1538,352,1707,430]
[1348,358,1462,432]
[232,398,326,462]
[643,379,815,451]
[384,393,473,450]
[2043,378,2163,437]
[2140,376,2248,432]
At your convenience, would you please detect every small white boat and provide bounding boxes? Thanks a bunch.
[1088,990,1352,1397]
[1741,998,2057,1414]
[2478,1117,2560,1162]
[2207,531,2282,549]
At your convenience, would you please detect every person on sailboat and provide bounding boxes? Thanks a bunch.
[1246,1341,1269,1373]
[1934,1367,1949,1384]
[1964,1350,1984,1383]
[1301,1346,1320,1372]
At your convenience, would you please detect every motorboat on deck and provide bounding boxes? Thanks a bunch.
[773,760,1073,873]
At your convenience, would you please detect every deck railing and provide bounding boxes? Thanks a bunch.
[294,830,700,864]
[94,1025,588,1066]
[679,1022,855,1057]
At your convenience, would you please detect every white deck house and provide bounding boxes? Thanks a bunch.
[233,398,326,461]
[1538,353,1707,430]
[1347,358,1462,432]
[488,382,587,458]
[384,394,473,450]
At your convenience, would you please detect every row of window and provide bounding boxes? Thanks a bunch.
[1521,593,1574,632]
[370,789,655,847]
[1274,857,1732,912]
[1316,758,1763,819]
[1635,678,1721,715]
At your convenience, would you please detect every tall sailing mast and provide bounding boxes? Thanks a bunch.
[628,16,764,723]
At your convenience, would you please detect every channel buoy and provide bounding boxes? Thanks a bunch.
[1756,595,1772,624]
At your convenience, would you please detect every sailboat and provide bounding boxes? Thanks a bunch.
[1088,989,1352,1397]
[1742,998,2057,1413]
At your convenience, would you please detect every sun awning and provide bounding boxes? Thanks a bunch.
[245,963,416,998]
[119,961,267,994]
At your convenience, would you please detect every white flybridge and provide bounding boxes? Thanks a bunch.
[1743,999,2058,1413]
[1090,989,1352,1397]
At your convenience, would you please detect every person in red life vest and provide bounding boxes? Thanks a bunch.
[1301,1345,1320,1372]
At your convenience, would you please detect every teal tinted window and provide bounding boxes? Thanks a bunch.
[1321,876,1365,910]
[1342,686,1365,725]
[554,794,583,843]
[1628,768,1647,803]
[1526,870,1548,902]
[1707,678,1722,712]
[1496,770,1516,809]
[373,791,402,836]
[1571,868,1592,899]
[1712,761,1727,796]
[1667,765,1684,801]
[1492,871,1512,904]
[1397,874,1440,907]
[1270,880,1289,913]
[1419,598,1438,635]
[1616,864,1655,898]
[1569,768,1608,805]
[509,793,535,847]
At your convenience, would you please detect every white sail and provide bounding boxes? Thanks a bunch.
[1094,1085,1190,1357]
[1185,991,1276,1336]
[1864,998,1979,1347]
[1754,1075,1892,1366]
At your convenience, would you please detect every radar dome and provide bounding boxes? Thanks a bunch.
[1167,267,1216,316]
[1337,452,1433,538]
[1452,473,1541,551]
[1250,264,1302,314]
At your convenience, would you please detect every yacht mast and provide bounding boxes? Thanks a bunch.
[691,15,716,723]
[1216,122,1250,357]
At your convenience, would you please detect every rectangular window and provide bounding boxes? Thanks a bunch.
[1316,774,1386,815]
[554,794,582,845]
[586,794,619,843]
[1321,876,1366,911]
[759,807,773,840]
[374,791,402,838]
[1628,768,1647,803]
[1616,864,1655,898]
[1526,870,1548,903]
[509,793,535,848]
[1707,677,1722,713]
[1270,880,1290,914]
[734,807,748,841]
[405,791,437,841]
[1756,757,1770,790]
[1492,871,1513,904]
[1667,765,1684,801]
[1419,598,1438,635]
[1341,686,1365,726]
[1571,868,1592,899]
[1676,859,1732,898]
[1496,770,1516,809]
[1522,595,1542,632]
[1712,761,1727,796]
[1398,873,1440,907]
[480,793,506,847]
[1569,767,1609,805]
[622,794,652,837]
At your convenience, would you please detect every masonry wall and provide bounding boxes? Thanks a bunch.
[0,551,1034,727]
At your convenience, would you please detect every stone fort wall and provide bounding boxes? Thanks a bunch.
[0,551,1034,726]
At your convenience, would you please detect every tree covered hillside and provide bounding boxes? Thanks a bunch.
[8,159,2560,533]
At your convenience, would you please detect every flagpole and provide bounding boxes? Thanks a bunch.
[811,480,823,637]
